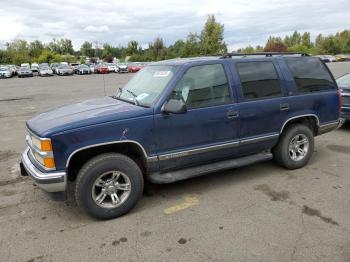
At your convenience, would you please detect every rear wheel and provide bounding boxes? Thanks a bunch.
[75,153,144,219]
[273,124,314,169]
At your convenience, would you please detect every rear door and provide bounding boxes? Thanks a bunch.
[154,62,240,171]
[229,60,289,155]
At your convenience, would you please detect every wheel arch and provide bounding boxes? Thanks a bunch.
[66,140,153,182]
[280,114,320,135]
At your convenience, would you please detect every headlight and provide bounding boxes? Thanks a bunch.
[27,134,56,169]
[31,136,53,151]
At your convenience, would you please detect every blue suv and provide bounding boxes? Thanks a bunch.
[20,52,343,219]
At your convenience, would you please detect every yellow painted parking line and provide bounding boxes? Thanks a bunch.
[164,196,199,214]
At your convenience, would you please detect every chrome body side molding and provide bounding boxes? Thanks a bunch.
[280,114,320,134]
[66,140,156,168]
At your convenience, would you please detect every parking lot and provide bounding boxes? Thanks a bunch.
[0,63,350,262]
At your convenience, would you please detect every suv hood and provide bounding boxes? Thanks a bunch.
[27,96,152,137]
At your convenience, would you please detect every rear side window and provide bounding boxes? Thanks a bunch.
[285,57,336,93]
[236,62,282,100]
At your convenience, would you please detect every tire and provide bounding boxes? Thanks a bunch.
[273,124,314,169]
[75,153,144,219]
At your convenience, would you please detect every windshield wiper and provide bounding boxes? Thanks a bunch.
[126,90,140,106]
[117,87,123,98]
[112,88,149,108]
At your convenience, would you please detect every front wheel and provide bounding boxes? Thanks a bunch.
[273,124,314,169]
[75,153,144,219]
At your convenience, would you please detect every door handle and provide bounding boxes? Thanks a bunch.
[227,110,239,119]
[280,103,289,111]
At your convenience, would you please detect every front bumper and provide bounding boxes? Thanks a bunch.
[40,72,53,76]
[18,73,33,77]
[0,74,12,78]
[20,147,67,192]
[59,71,73,75]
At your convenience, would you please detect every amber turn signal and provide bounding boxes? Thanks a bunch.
[41,140,53,151]
[43,157,56,169]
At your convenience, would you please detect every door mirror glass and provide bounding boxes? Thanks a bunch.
[162,99,187,114]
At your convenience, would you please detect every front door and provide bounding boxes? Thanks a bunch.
[154,63,240,171]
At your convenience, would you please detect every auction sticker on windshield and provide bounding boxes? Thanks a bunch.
[153,71,171,77]
[136,93,149,100]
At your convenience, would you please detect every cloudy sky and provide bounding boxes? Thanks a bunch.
[1,0,349,51]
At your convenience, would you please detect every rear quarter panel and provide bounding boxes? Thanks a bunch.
[277,58,340,126]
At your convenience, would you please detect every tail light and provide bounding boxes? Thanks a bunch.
[337,89,342,113]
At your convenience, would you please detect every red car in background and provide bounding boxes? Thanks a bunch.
[128,63,143,73]
[95,64,109,74]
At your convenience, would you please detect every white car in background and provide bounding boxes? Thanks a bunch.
[38,65,53,76]
[106,63,117,72]
[31,63,39,72]
[117,63,128,73]
[324,55,337,62]
[0,66,12,78]
[89,64,96,73]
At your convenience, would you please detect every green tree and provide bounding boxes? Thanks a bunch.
[6,40,30,65]
[38,50,54,63]
[301,32,312,48]
[237,45,255,53]
[52,53,62,63]
[48,38,74,54]
[126,41,139,56]
[199,15,227,55]
[183,33,200,57]
[168,40,186,57]
[80,41,94,57]
[58,38,74,54]
[29,40,44,59]
[255,45,264,52]
[264,36,288,52]
[290,31,302,46]
[148,38,165,61]
[0,50,11,64]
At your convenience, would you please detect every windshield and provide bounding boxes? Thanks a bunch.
[58,65,69,69]
[337,73,350,89]
[0,67,9,71]
[20,66,29,70]
[116,65,177,106]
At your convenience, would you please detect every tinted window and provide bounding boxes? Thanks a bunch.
[236,62,282,100]
[171,64,230,108]
[285,57,336,93]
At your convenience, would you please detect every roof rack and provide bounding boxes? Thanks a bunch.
[220,52,309,59]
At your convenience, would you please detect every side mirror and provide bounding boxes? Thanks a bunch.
[161,99,187,114]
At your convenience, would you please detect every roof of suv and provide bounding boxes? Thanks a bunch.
[152,52,310,66]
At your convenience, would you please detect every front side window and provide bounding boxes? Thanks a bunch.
[285,57,336,93]
[117,65,177,106]
[170,64,231,109]
[236,61,282,100]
